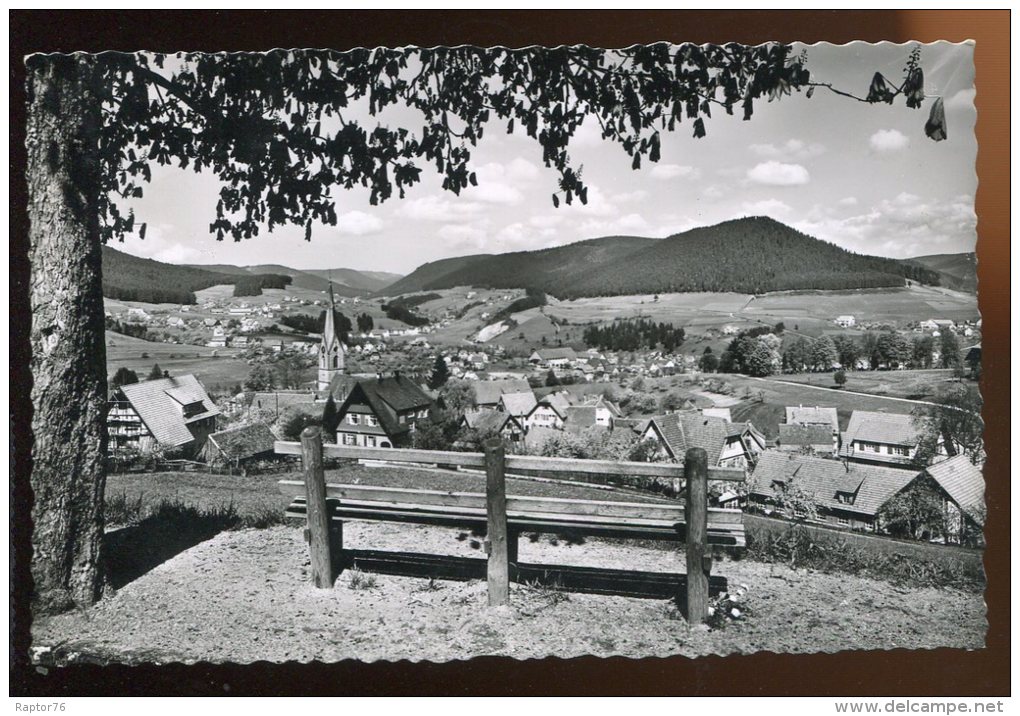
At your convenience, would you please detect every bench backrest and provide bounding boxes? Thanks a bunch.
[277,480,743,529]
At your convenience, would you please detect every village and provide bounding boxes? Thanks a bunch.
[102,276,984,549]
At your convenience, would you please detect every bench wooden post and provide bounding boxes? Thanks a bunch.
[483,438,510,607]
[301,426,335,589]
[684,447,710,624]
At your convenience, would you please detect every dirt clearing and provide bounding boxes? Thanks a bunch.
[31,523,985,664]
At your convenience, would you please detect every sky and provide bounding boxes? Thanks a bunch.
[113,41,977,275]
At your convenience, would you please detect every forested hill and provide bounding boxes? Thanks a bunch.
[561,217,942,297]
[180,262,395,296]
[382,217,942,298]
[375,236,655,296]
[906,252,977,293]
[101,246,289,304]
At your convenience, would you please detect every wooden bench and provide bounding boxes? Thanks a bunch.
[276,428,746,622]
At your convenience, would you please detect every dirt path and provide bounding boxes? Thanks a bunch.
[31,525,985,664]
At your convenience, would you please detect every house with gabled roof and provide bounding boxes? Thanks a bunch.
[108,374,220,458]
[777,424,838,456]
[497,391,538,420]
[838,410,945,468]
[524,392,572,431]
[529,347,577,368]
[640,412,763,469]
[334,373,434,449]
[785,405,840,436]
[747,451,919,532]
[459,408,525,444]
[474,378,532,408]
[200,422,279,469]
[916,455,985,544]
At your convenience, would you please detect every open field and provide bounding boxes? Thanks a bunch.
[105,331,250,393]
[776,369,959,402]
[720,374,934,438]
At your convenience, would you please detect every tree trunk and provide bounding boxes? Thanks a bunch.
[26,55,107,613]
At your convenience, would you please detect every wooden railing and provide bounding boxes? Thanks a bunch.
[277,431,741,623]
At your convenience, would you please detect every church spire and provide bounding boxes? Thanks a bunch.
[317,271,345,393]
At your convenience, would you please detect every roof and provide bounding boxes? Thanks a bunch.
[339,375,433,437]
[779,424,836,447]
[841,410,920,447]
[474,379,532,406]
[498,391,538,418]
[785,406,839,433]
[748,451,918,518]
[462,408,512,434]
[118,375,220,447]
[533,347,577,361]
[208,422,278,461]
[327,373,360,402]
[925,455,986,526]
[644,412,729,465]
[252,391,318,413]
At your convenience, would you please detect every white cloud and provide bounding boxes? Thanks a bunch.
[791,193,976,258]
[746,161,810,186]
[702,184,727,201]
[612,189,648,204]
[397,196,484,223]
[578,213,651,237]
[115,224,205,264]
[749,139,826,160]
[742,199,792,216]
[649,164,700,181]
[838,196,859,207]
[337,210,383,236]
[869,129,910,153]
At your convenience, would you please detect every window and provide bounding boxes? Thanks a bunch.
[891,446,910,456]
[342,433,357,446]
[348,414,360,425]
[399,414,406,424]
[366,436,376,447]
[838,517,850,526]
[364,415,378,427]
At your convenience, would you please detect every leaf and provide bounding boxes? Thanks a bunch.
[924,97,947,142]
[139,223,147,240]
[693,118,706,139]
[552,193,560,208]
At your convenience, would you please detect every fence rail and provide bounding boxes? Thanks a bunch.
[272,441,746,483]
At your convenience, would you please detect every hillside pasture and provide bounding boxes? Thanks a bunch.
[776,369,957,402]
[106,332,250,393]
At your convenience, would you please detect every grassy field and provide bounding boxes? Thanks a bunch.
[105,331,251,393]
[776,369,958,401]
[725,373,933,438]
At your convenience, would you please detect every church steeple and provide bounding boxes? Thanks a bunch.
[317,274,346,393]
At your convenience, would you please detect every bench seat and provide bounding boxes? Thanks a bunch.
[280,482,746,548]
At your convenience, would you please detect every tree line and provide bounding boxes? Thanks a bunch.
[712,325,964,378]
[583,318,686,352]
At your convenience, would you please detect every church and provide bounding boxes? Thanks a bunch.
[318,282,348,394]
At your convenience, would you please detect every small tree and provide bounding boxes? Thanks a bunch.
[834,369,847,389]
[321,394,339,440]
[439,379,477,417]
[545,369,561,387]
[110,367,139,390]
[427,354,450,390]
[877,478,947,541]
[147,363,164,380]
[912,382,984,465]
[243,363,276,392]
[278,408,321,442]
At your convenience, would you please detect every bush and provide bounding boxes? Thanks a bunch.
[279,407,322,441]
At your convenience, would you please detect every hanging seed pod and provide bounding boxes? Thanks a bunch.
[925,97,947,141]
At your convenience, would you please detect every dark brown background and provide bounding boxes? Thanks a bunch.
[9,10,1009,696]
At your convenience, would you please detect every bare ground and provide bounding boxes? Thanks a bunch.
[31,522,986,665]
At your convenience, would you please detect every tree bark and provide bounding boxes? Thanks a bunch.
[26,55,107,613]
